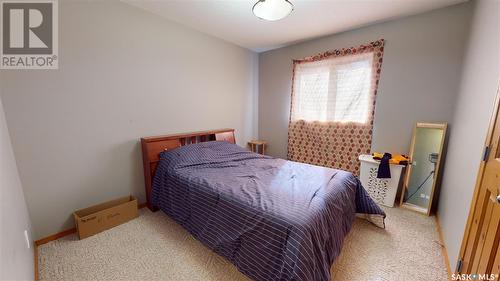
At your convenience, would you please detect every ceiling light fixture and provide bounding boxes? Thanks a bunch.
[252,0,294,21]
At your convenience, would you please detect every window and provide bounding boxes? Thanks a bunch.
[291,52,374,123]
[287,39,385,175]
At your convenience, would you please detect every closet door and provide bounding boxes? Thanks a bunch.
[459,86,500,276]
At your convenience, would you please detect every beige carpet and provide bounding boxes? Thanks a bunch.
[39,207,448,281]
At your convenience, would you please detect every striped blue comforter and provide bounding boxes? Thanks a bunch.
[152,141,385,281]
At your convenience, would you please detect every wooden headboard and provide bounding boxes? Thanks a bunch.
[140,128,235,211]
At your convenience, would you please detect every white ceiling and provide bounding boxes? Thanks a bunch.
[123,0,467,52]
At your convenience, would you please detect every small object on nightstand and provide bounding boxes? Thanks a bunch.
[248,140,267,155]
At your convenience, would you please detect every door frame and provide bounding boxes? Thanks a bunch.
[458,83,500,273]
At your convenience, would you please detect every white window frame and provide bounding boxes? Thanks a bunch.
[291,52,374,124]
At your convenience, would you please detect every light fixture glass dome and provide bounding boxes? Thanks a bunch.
[252,0,294,21]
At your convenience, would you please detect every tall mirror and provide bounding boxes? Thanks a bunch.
[400,122,447,215]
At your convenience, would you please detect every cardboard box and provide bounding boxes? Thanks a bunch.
[74,195,138,239]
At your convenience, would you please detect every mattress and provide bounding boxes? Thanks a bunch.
[152,141,385,281]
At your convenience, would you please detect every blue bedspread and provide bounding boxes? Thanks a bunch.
[152,141,385,281]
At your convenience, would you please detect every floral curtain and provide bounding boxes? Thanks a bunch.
[287,39,385,175]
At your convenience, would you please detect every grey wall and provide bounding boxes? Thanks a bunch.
[258,3,472,159]
[0,95,34,280]
[438,0,500,271]
[0,0,258,239]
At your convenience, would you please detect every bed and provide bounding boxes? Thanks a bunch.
[141,129,385,281]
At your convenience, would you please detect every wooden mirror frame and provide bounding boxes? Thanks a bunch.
[400,122,448,215]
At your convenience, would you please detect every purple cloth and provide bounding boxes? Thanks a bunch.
[152,141,385,281]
